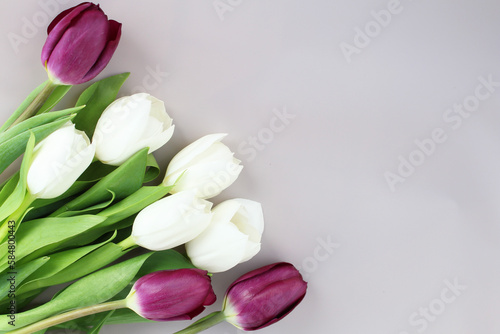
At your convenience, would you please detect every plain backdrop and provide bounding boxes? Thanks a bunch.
[1,0,500,333]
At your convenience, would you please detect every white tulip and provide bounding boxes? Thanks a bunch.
[131,191,213,251]
[163,133,243,199]
[27,123,95,199]
[93,93,174,165]
[186,198,264,273]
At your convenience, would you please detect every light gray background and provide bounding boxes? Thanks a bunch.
[1,0,500,333]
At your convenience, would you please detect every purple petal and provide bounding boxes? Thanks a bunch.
[41,2,94,65]
[227,263,302,301]
[132,269,216,321]
[79,19,122,83]
[46,9,109,84]
[235,278,307,330]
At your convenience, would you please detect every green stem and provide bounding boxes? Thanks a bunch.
[174,311,227,334]
[8,81,57,130]
[7,299,127,334]
[117,235,137,251]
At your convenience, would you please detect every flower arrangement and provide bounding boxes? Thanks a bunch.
[0,3,307,333]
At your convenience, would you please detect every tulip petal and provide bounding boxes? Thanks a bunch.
[42,2,93,64]
[240,240,261,263]
[211,199,242,225]
[132,192,212,251]
[223,263,307,331]
[230,199,265,240]
[80,20,122,83]
[165,133,228,177]
[232,278,307,330]
[228,262,299,289]
[170,159,242,199]
[94,93,174,165]
[27,123,95,199]
[94,95,151,164]
[186,222,248,273]
[128,269,215,321]
[47,9,110,84]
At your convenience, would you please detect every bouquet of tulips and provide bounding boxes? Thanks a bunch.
[0,3,307,334]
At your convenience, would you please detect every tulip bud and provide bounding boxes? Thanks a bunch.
[27,123,95,199]
[163,134,243,199]
[126,269,216,321]
[186,199,264,273]
[131,191,213,251]
[41,2,121,85]
[223,262,307,331]
[93,93,175,165]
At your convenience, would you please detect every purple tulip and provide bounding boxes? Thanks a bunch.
[126,269,217,321]
[223,262,307,331]
[41,2,121,85]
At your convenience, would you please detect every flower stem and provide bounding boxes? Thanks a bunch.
[8,299,127,334]
[174,311,227,334]
[117,235,137,251]
[8,81,58,129]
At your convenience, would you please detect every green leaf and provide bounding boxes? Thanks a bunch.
[0,215,107,271]
[97,185,172,227]
[89,310,116,334]
[79,161,118,182]
[136,249,195,277]
[15,236,116,297]
[0,173,19,208]
[104,250,195,325]
[51,148,149,217]
[0,288,45,317]
[36,85,73,115]
[0,133,35,222]
[144,153,161,183]
[24,185,87,221]
[65,216,135,248]
[0,115,75,175]
[55,250,194,328]
[73,73,130,138]
[0,252,152,331]
[0,106,83,145]
[25,161,116,220]
[56,191,116,218]
[40,242,126,290]
[0,257,48,300]
[0,81,47,133]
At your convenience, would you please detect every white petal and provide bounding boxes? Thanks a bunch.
[165,133,227,177]
[240,240,261,263]
[28,124,95,199]
[186,222,248,273]
[94,94,151,164]
[37,143,95,199]
[169,160,242,199]
[132,192,213,250]
[211,200,242,226]
[230,199,265,241]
